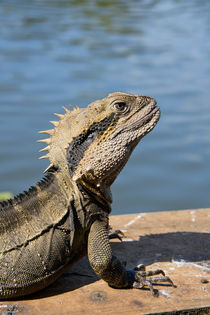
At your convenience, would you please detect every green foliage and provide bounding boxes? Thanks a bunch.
[0,192,13,202]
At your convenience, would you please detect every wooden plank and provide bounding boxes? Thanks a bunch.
[0,208,210,315]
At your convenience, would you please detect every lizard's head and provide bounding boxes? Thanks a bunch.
[39,92,160,203]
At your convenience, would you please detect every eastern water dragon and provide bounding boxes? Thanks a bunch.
[0,92,174,299]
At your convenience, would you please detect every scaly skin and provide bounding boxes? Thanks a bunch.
[0,92,174,299]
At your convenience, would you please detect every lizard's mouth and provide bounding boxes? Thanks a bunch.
[125,102,160,132]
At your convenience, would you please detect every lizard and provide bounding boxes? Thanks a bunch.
[0,92,174,299]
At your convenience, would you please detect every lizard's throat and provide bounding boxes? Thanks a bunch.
[78,178,113,207]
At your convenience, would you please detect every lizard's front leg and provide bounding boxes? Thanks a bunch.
[88,220,174,295]
[88,220,132,288]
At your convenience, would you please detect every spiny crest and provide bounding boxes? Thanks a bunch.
[38,104,81,173]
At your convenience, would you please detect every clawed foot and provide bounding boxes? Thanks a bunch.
[132,264,175,297]
[108,227,125,241]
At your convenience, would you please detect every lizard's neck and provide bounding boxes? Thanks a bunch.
[49,166,76,203]
[53,164,112,213]
[76,181,112,215]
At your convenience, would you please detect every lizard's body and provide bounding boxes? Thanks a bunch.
[0,92,173,299]
[0,171,108,298]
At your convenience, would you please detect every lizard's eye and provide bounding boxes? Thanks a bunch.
[113,102,127,113]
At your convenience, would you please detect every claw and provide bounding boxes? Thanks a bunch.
[140,269,165,277]
[145,276,175,286]
[134,264,145,271]
[145,280,159,297]
[132,265,175,296]
[109,229,125,241]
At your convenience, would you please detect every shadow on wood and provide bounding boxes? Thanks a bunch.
[25,231,210,300]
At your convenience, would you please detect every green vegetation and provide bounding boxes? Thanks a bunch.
[0,192,13,202]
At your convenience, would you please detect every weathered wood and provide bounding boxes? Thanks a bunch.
[0,208,210,315]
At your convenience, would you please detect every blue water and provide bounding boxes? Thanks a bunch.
[0,0,210,214]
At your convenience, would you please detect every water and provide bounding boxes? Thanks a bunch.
[0,0,210,215]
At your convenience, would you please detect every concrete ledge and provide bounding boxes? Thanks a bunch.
[1,208,210,314]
